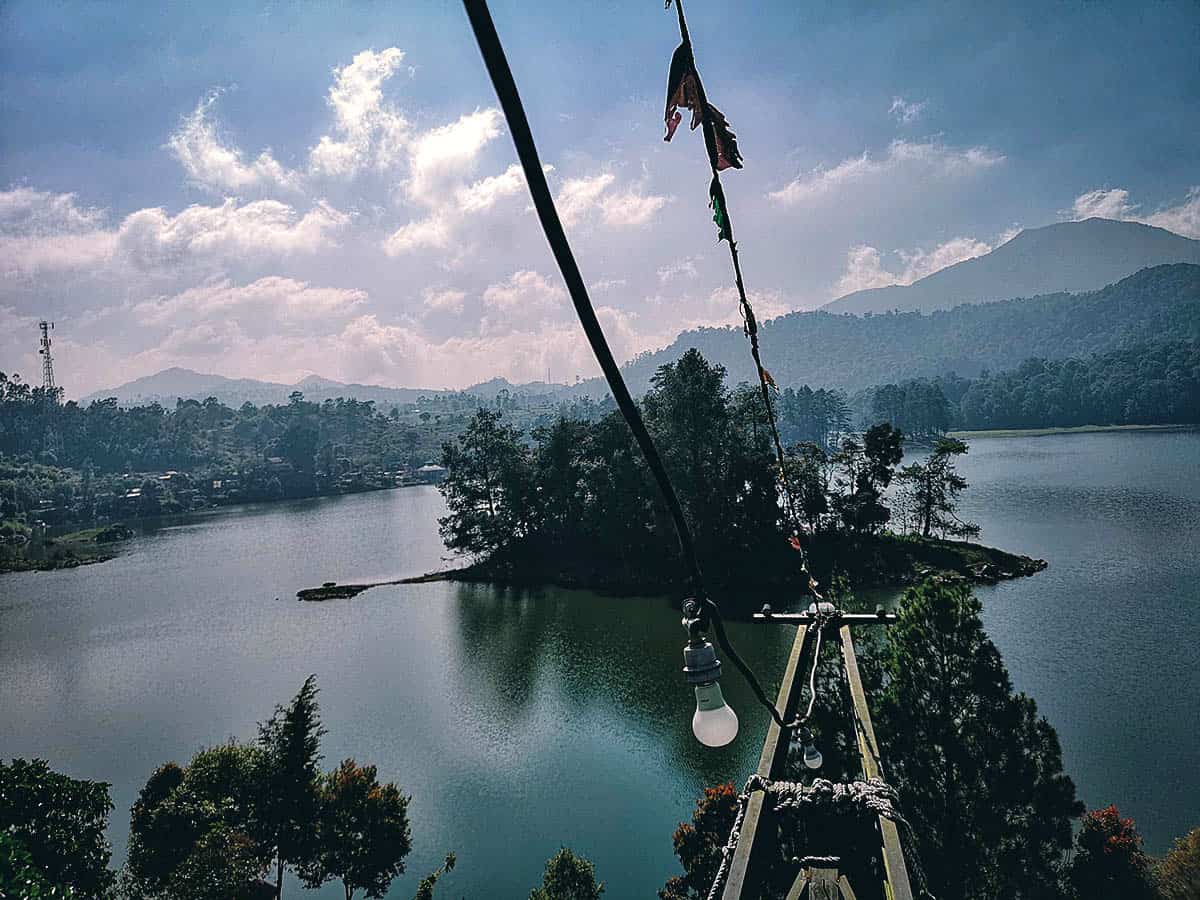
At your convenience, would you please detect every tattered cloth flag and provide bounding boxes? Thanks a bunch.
[664,43,744,172]
[709,176,733,243]
[664,42,702,140]
[704,103,743,172]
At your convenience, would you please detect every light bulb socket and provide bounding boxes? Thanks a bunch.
[682,638,722,685]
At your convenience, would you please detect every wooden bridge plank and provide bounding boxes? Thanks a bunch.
[721,622,809,900]
[839,625,914,900]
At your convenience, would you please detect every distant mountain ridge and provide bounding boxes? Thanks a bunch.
[80,368,579,408]
[594,263,1200,395]
[823,218,1200,315]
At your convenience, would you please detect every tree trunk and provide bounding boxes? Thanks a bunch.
[276,856,284,899]
[345,882,354,900]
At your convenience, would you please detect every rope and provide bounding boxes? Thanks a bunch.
[462,0,793,728]
[706,775,926,900]
[667,0,820,601]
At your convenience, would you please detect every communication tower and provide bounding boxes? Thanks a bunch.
[39,320,57,397]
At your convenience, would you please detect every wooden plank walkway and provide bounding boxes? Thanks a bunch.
[720,622,810,900]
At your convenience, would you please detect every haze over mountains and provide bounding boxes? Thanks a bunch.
[84,219,1200,406]
[823,218,1200,314]
[80,369,572,408]
[607,264,1200,394]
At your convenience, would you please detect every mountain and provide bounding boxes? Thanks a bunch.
[823,218,1200,315]
[595,263,1200,395]
[79,368,581,408]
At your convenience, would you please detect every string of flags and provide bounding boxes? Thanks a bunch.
[662,0,820,598]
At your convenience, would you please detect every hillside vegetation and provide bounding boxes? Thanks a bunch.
[610,264,1200,394]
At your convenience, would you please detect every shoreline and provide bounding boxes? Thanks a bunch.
[948,423,1197,439]
[297,534,1047,604]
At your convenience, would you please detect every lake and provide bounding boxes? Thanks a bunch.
[1,428,1197,897]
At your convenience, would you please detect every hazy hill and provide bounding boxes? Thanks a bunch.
[599,263,1200,395]
[80,368,580,408]
[81,368,431,408]
[823,218,1200,315]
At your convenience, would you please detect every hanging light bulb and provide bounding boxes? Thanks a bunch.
[683,635,738,748]
[799,728,823,770]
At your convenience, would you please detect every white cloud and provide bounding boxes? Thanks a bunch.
[382,215,453,254]
[117,199,349,268]
[0,187,104,233]
[455,164,526,213]
[833,235,994,296]
[0,188,117,275]
[1068,186,1200,239]
[833,246,897,296]
[1146,187,1200,238]
[309,48,410,177]
[657,256,701,283]
[168,92,301,194]
[0,189,348,278]
[132,276,366,327]
[770,139,1004,207]
[557,173,615,227]
[406,109,503,204]
[1069,188,1135,221]
[600,189,669,227]
[422,287,467,314]
[481,270,566,332]
[554,172,668,229]
[889,96,928,124]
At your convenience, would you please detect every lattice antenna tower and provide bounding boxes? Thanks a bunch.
[39,320,57,398]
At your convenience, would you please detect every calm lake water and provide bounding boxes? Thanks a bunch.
[1,429,1197,896]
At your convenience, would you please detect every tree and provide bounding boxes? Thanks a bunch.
[879,579,1082,900]
[831,423,902,535]
[785,441,830,533]
[127,762,189,887]
[659,783,740,900]
[301,759,412,900]
[896,437,978,539]
[162,824,272,900]
[125,743,272,898]
[0,758,114,898]
[438,409,536,561]
[1156,826,1200,900]
[528,848,604,900]
[258,674,326,898]
[412,852,457,900]
[1067,806,1156,899]
[0,830,52,898]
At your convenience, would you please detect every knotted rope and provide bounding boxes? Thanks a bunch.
[706,775,932,900]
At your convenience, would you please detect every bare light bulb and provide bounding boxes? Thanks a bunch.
[802,739,824,770]
[798,728,823,770]
[692,681,739,747]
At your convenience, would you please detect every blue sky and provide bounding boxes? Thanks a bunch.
[2,0,1197,395]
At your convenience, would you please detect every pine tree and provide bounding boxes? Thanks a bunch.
[879,579,1081,899]
[258,674,326,898]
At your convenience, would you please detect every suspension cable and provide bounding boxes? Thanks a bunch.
[462,0,794,728]
[666,0,821,599]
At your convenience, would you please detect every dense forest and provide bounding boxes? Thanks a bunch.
[612,263,1200,393]
[3,335,1194,536]
[437,350,1017,592]
[0,372,609,528]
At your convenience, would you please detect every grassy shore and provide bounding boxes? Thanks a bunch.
[949,423,1197,439]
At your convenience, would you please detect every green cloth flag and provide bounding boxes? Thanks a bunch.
[709,177,732,242]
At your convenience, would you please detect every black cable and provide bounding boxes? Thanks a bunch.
[462,0,792,728]
[461,0,703,595]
